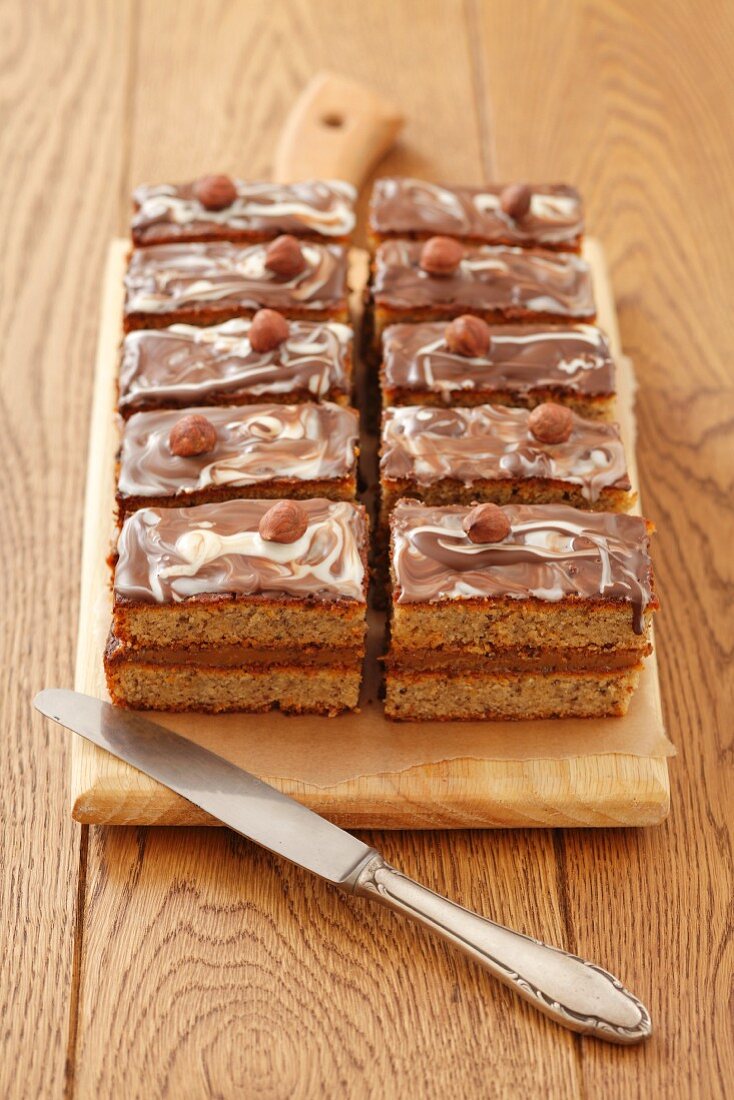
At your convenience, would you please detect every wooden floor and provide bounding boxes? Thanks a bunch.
[1,2,732,1097]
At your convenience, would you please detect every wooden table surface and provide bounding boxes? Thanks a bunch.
[2,2,732,1097]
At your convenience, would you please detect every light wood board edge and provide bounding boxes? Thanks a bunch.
[273,71,404,188]
[70,238,670,829]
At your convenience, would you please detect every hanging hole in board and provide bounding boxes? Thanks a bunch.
[321,113,345,128]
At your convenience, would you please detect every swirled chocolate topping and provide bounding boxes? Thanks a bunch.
[381,405,630,502]
[382,322,614,398]
[391,500,655,632]
[115,499,367,604]
[118,402,359,498]
[124,241,348,320]
[372,241,594,320]
[369,179,583,249]
[118,320,352,415]
[132,179,356,245]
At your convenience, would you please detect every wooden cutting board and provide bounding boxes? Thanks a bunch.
[70,74,671,828]
[70,234,671,829]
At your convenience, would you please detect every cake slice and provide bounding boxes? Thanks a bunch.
[132,177,356,246]
[369,179,583,251]
[118,317,353,417]
[105,498,369,714]
[116,402,360,523]
[385,500,657,721]
[123,238,349,331]
[379,403,634,521]
[380,320,615,419]
[370,240,595,345]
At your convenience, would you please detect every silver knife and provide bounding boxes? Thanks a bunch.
[34,688,652,1044]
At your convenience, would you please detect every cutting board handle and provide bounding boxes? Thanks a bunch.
[273,71,404,189]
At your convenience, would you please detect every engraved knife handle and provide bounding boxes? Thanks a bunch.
[353,855,651,1044]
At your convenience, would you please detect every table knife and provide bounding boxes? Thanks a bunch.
[34,688,651,1044]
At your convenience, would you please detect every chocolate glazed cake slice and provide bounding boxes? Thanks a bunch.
[384,500,658,721]
[370,239,595,346]
[132,177,356,246]
[369,179,584,251]
[379,402,635,522]
[380,320,616,419]
[118,315,354,417]
[115,402,360,523]
[105,498,369,715]
[123,237,349,331]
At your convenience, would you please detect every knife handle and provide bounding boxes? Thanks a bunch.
[353,855,651,1044]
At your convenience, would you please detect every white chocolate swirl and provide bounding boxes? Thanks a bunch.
[391,501,655,633]
[119,320,352,412]
[369,179,583,247]
[124,241,348,316]
[118,402,359,497]
[373,241,594,318]
[133,179,356,240]
[115,499,367,604]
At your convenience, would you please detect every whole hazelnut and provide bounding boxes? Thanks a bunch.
[445,315,491,357]
[527,402,574,444]
[500,183,532,221]
[193,174,238,211]
[168,414,218,457]
[264,235,307,278]
[462,502,511,544]
[419,236,464,276]
[249,308,290,353]
[259,500,308,544]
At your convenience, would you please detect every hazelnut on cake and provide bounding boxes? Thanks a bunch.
[380,320,616,420]
[118,314,353,417]
[123,237,349,331]
[384,500,657,721]
[105,498,369,715]
[369,179,583,252]
[116,402,360,523]
[132,177,356,246]
[379,403,634,523]
[370,240,595,345]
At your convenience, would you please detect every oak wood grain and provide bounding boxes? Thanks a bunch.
[0,3,132,1098]
[474,1,734,1096]
[2,0,732,1097]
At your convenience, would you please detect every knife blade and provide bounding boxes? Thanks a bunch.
[34,687,653,1044]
